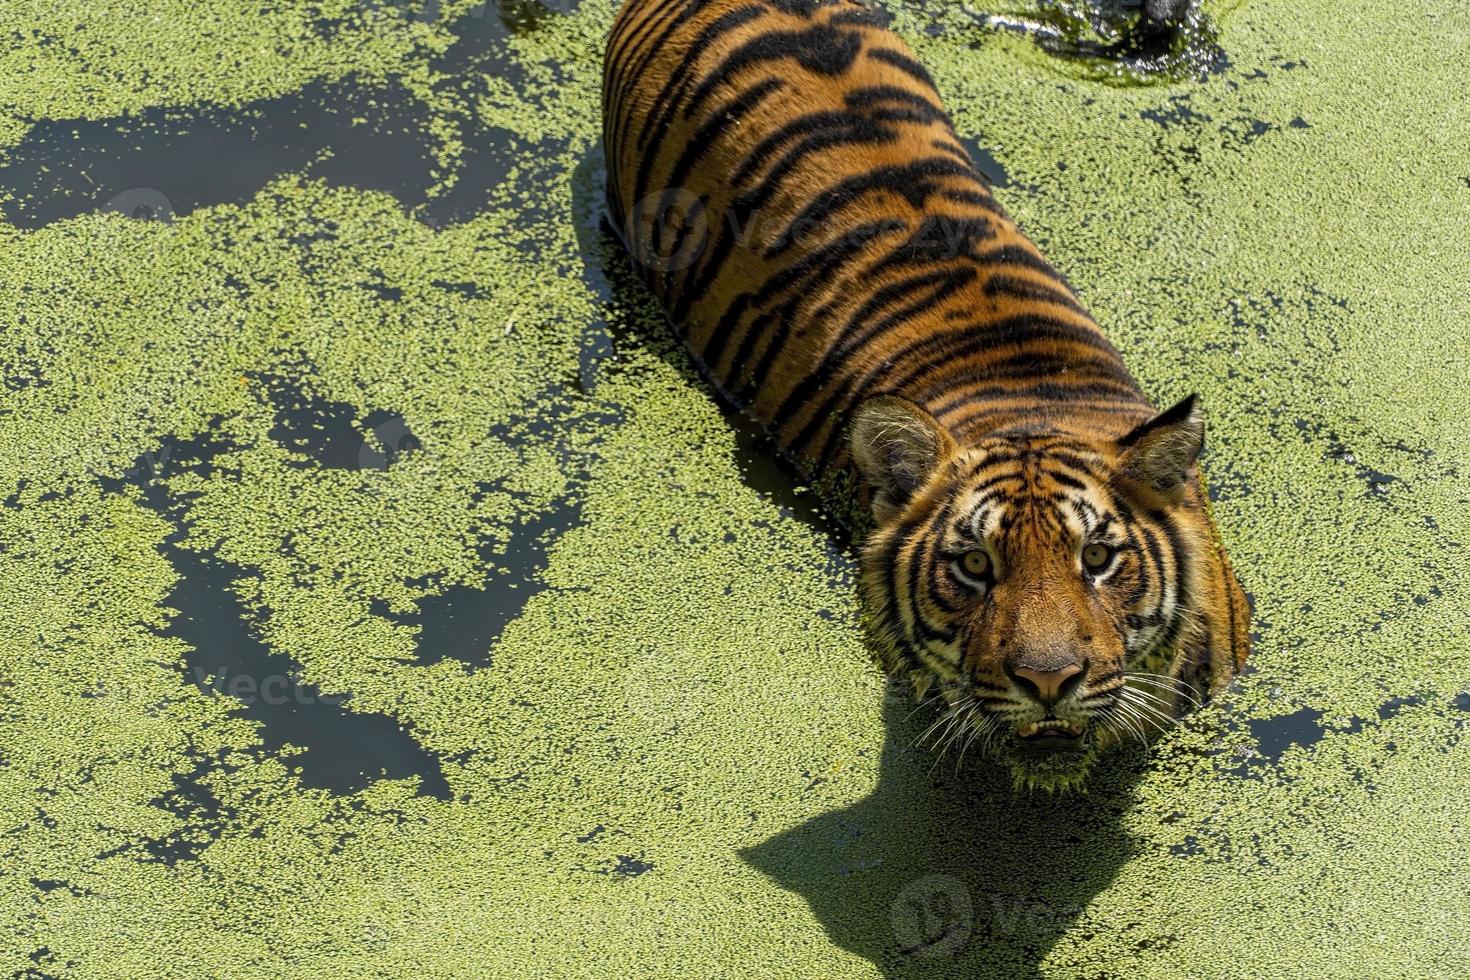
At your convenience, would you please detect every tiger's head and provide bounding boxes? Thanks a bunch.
[849,393,1219,791]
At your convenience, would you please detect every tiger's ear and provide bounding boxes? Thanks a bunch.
[849,395,957,522]
[1116,394,1204,502]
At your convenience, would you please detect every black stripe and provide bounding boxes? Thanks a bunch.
[1048,469,1089,492]
[741,117,902,202]
[683,23,865,123]
[726,300,795,395]
[867,45,936,87]
[983,273,1091,317]
[875,511,927,659]
[629,5,770,214]
[767,157,996,259]
[607,0,709,175]
[905,506,956,633]
[806,313,1126,471]
[1223,556,1240,674]
[652,77,786,258]
[768,262,977,430]
[667,76,787,191]
[1152,515,1191,656]
[827,7,891,29]
[930,139,973,165]
[868,215,995,274]
[1119,522,1153,609]
[885,486,966,655]
[930,371,1140,423]
[844,84,946,123]
[683,116,916,324]
[985,349,1136,386]
[765,0,818,15]
[921,379,1141,415]
[701,216,903,373]
[732,109,890,186]
[1049,450,1107,476]
[974,243,1066,280]
[674,155,988,328]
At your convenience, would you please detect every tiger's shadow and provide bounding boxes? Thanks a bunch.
[741,694,1148,979]
[571,152,1144,979]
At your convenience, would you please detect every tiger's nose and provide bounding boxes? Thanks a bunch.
[1012,662,1085,706]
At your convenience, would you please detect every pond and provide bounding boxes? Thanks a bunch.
[0,0,1467,976]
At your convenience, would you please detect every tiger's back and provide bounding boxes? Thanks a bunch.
[604,0,1150,479]
[603,0,1249,785]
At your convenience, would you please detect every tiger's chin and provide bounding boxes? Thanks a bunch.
[981,717,1116,792]
[996,738,1101,794]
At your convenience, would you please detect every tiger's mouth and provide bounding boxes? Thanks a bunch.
[1012,719,1088,755]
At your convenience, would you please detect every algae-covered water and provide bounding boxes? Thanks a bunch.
[1,0,1467,977]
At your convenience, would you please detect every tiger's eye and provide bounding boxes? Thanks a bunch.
[1082,543,1114,571]
[961,550,990,577]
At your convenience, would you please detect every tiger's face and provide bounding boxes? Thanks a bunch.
[851,394,1210,790]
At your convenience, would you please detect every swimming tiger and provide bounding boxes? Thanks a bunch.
[602,0,1249,789]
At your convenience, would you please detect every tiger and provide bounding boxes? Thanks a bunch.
[601,0,1250,789]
